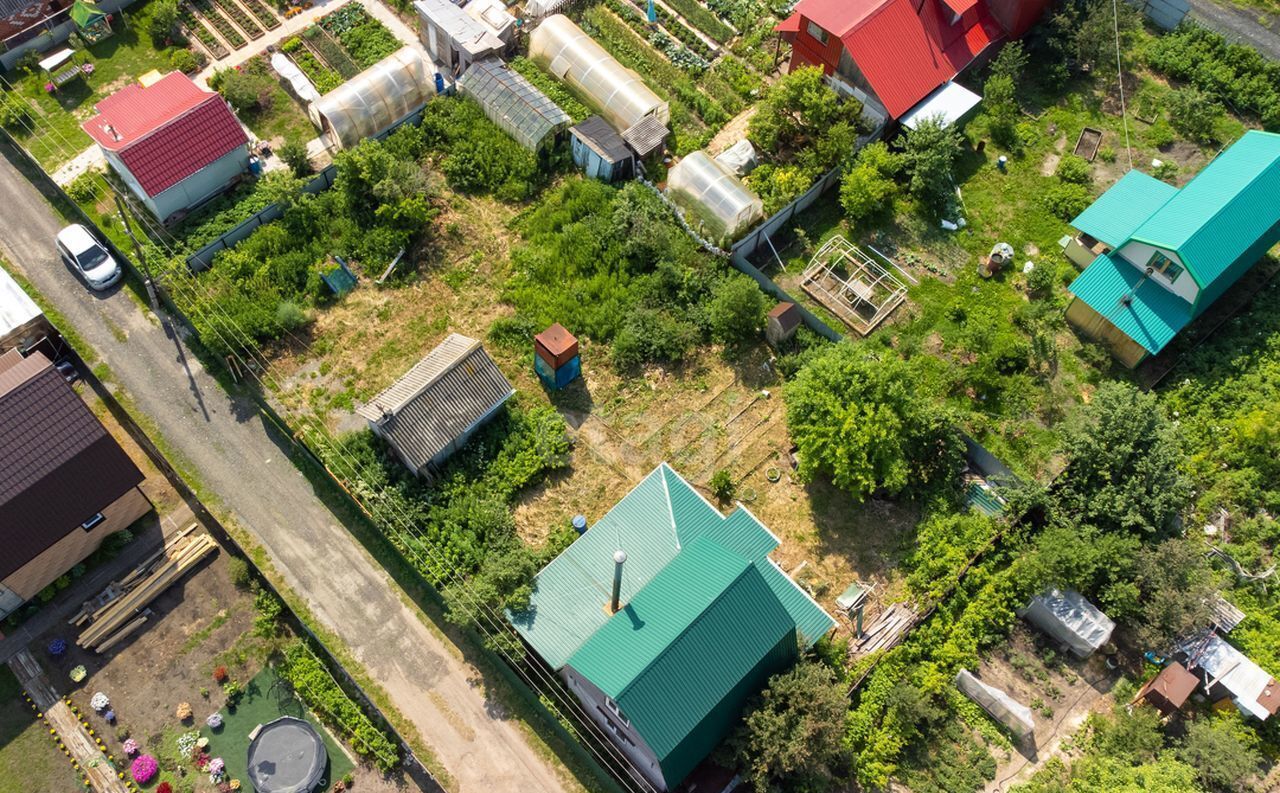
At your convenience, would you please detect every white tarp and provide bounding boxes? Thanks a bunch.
[1019,588,1115,659]
[715,139,757,175]
[524,0,572,17]
[955,670,1035,741]
[1185,633,1277,720]
[270,52,321,105]
[0,265,41,339]
[901,81,982,130]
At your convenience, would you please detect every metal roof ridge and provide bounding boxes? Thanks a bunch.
[369,335,484,415]
[112,90,223,152]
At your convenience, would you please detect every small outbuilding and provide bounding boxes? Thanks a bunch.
[1183,632,1280,721]
[464,0,516,43]
[245,716,327,793]
[309,47,434,150]
[0,265,51,355]
[357,334,515,477]
[534,323,580,390]
[460,59,571,152]
[569,116,633,182]
[1018,588,1115,659]
[1135,662,1199,717]
[414,0,505,74]
[766,302,801,347]
[622,114,668,161]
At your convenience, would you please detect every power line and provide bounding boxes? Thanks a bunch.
[1112,0,1134,170]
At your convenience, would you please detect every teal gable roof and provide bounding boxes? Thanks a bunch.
[1068,252,1194,354]
[1129,130,1280,286]
[1071,170,1178,248]
[513,463,834,669]
[567,538,797,784]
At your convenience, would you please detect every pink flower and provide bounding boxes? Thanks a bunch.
[43,82,55,93]
[131,754,158,784]
[122,738,140,756]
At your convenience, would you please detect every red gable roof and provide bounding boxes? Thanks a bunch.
[82,72,248,197]
[785,0,1003,120]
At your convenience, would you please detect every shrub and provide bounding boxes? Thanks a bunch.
[840,142,901,224]
[227,556,251,589]
[278,139,311,177]
[169,48,198,73]
[253,589,284,636]
[707,275,767,346]
[904,116,963,215]
[0,98,30,130]
[1168,86,1223,144]
[1054,154,1092,185]
[419,97,540,200]
[710,469,735,502]
[1153,160,1179,183]
[1025,260,1057,297]
[216,67,273,113]
[274,300,308,331]
[1143,118,1175,149]
[213,665,228,683]
[66,172,99,203]
[1040,181,1092,220]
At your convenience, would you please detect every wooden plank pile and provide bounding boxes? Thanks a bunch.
[852,602,917,657]
[72,524,218,653]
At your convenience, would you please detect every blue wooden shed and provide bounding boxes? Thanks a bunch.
[569,115,633,182]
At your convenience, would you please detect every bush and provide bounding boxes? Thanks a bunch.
[710,469,735,502]
[904,117,962,215]
[228,556,252,589]
[840,142,901,224]
[1168,86,1223,144]
[169,48,198,74]
[707,275,767,346]
[278,138,311,177]
[1054,154,1092,185]
[147,0,179,45]
[1143,118,1175,149]
[1040,181,1092,220]
[419,97,540,199]
[66,172,99,203]
[216,67,273,113]
[0,98,30,130]
[1025,260,1057,297]
[253,589,283,637]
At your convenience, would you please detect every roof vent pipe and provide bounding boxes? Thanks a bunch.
[610,550,627,613]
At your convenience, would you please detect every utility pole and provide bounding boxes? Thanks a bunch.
[112,192,162,316]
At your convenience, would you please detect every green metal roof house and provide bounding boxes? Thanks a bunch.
[511,463,834,791]
[1062,130,1280,367]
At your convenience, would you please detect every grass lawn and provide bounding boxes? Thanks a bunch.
[235,56,318,145]
[3,0,187,170]
[202,668,353,791]
[0,667,84,793]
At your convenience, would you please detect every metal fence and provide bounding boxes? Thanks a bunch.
[1127,0,1190,30]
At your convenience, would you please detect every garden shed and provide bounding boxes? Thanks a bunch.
[1018,588,1115,659]
[414,0,505,74]
[1182,632,1280,720]
[356,334,515,477]
[459,59,571,152]
[666,151,764,243]
[529,14,669,133]
[569,116,633,182]
[309,47,434,150]
[1135,662,1198,717]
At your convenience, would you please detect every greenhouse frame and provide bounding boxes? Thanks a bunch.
[666,151,764,242]
[459,59,571,152]
[309,47,434,150]
[529,14,669,133]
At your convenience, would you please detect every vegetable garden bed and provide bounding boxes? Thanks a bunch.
[209,0,264,39]
[180,7,228,58]
[661,0,732,43]
[304,24,361,79]
[191,0,246,48]
[283,37,343,94]
[318,3,401,69]
[239,0,281,31]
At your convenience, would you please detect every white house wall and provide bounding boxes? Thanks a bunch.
[1116,240,1199,303]
[561,665,668,791]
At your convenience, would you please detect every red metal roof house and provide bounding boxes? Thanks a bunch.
[777,0,1050,124]
[82,72,249,222]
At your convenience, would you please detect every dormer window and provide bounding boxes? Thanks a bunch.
[1147,250,1184,283]
[806,21,829,45]
[605,696,631,727]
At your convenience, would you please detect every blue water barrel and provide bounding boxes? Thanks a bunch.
[434,73,445,94]
[248,156,262,175]
[572,515,587,534]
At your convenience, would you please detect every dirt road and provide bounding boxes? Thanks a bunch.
[0,141,570,793]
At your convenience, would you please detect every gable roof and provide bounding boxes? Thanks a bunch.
[570,116,631,164]
[356,334,514,471]
[1128,130,1280,286]
[1185,632,1280,720]
[513,463,834,668]
[1070,170,1179,249]
[460,59,571,151]
[82,72,248,197]
[1067,252,1194,355]
[0,351,144,581]
[568,537,797,785]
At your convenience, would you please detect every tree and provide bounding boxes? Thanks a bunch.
[785,344,964,501]
[1090,706,1165,765]
[903,117,963,215]
[278,139,312,178]
[1053,383,1191,535]
[442,538,540,641]
[748,66,861,164]
[839,142,901,224]
[730,661,851,793]
[1128,538,1214,652]
[1168,87,1224,145]
[984,73,1020,148]
[708,275,767,346]
[989,41,1028,83]
[1057,0,1141,74]
[1176,715,1260,792]
[147,0,180,46]
[216,67,273,113]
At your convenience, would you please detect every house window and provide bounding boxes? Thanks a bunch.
[806,21,828,45]
[81,513,105,531]
[1147,250,1184,282]
[605,696,631,727]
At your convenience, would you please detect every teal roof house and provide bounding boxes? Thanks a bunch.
[511,463,834,791]
[1062,130,1280,367]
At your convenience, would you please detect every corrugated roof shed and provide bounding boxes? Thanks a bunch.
[621,114,667,159]
[357,334,514,473]
[1070,170,1179,248]
[568,538,797,787]
[414,0,504,56]
[1068,252,1194,354]
[570,115,630,164]
[0,350,144,580]
[460,59,571,151]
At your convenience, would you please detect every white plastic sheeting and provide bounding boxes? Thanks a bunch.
[667,151,763,242]
[529,14,668,132]
[271,52,321,105]
[309,47,434,150]
[900,81,982,130]
[1019,588,1115,659]
[524,0,573,18]
[715,139,757,175]
[955,670,1035,741]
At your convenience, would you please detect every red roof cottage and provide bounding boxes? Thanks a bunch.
[82,72,249,222]
[776,0,1051,126]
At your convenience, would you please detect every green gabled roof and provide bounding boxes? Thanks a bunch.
[567,537,797,785]
[1068,252,1194,354]
[1130,130,1280,286]
[513,463,833,668]
[1071,170,1178,249]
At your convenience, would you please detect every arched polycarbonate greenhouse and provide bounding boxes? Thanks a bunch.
[666,151,764,242]
[528,14,668,133]
[309,47,435,150]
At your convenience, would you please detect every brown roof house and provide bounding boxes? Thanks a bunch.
[1135,662,1199,717]
[357,334,515,477]
[0,349,150,619]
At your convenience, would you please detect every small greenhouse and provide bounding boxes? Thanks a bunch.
[309,47,434,150]
[1019,588,1115,659]
[529,14,669,133]
[459,59,570,152]
[666,151,764,242]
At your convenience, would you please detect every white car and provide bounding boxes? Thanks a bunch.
[56,224,122,291]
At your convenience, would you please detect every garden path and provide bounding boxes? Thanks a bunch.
[8,649,131,793]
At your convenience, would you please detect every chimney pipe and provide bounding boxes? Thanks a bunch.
[611,550,627,613]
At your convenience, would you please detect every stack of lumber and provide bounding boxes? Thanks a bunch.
[74,524,218,653]
[852,602,917,657]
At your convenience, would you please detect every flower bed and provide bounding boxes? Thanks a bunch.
[318,4,400,69]
[210,0,265,39]
[193,0,246,48]
[283,38,342,93]
[662,0,732,43]
[240,0,281,30]
[302,25,360,79]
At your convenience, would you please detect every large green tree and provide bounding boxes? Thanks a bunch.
[1176,714,1261,792]
[839,142,901,225]
[785,344,963,501]
[903,117,963,215]
[730,661,851,793]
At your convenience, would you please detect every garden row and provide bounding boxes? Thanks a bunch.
[283,36,343,93]
[179,3,229,58]
[663,0,733,43]
[318,2,402,68]
[191,0,246,48]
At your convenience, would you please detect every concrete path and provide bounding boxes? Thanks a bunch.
[0,141,569,793]
[1189,0,1280,61]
